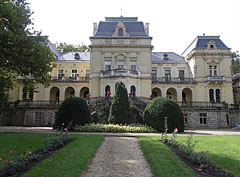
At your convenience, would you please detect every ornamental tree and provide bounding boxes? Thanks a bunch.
[143,97,184,132]
[108,83,131,124]
[0,0,55,102]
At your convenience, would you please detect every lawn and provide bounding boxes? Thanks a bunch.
[176,135,240,177]
[0,132,51,169]
[24,134,104,177]
[138,136,198,177]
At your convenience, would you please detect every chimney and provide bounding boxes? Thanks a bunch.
[93,23,98,35]
[145,23,149,35]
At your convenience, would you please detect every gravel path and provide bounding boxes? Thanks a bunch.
[80,136,153,177]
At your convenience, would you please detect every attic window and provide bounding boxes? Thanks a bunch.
[118,28,123,36]
[163,54,168,60]
[74,53,80,60]
[207,40,217,49]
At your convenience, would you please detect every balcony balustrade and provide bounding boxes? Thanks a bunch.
[205,76,225,82]
[100,69,139,78]
[51,76,89,82]
[152,77,195,84]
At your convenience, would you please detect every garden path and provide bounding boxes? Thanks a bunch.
[80,136,153,177]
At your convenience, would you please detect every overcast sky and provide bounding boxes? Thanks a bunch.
[30,0,240,54]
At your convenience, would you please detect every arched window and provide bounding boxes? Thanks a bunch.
[216,89,221,102]
[70,90,75,97]
[182,92,186,104]
[209,89,214,102]
[118,28,123,36]
[167,91,172,99]
[130,86,136,97]
[152,91,158,97]
[105,85,110,97]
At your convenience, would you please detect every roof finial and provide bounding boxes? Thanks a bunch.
[203,33,205,36]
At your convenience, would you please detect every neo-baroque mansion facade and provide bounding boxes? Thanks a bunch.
[2,17,239,128]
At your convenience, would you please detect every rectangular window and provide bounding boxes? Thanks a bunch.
[130,61,136,71]
[85,70,89,80]
[209,65,218,76]
[58,69,64,80]
[184,113,188,124]
[117,61,124,69]
[199,113,207,124]
[105,61,111,71]
[165,70,171,82]
[71,69,78,80]
[179,70,184,81]
[35,112,43,124]
[152,70,157,80]
[226,114,230,125]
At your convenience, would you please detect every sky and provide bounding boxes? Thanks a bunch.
[29,0,240,55]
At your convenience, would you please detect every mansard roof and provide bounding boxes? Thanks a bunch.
[47,41,62,58]
[57,52,90,62]
[91,16,151,39]
[182,35,230,56]
[152,52,186,63]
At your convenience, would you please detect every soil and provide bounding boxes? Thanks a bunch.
[163,141,234,177]
[0,139,74,177]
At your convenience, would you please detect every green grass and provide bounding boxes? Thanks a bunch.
[138,136,198,177]
[24,134,104,177]
[0,132,51,168]
[176,135,240,177]
[75,123,156,133]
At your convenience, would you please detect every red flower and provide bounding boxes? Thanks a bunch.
[64,128,67,131]
[5,160,7,162]
[62,123,64,126]
[26,97,30,100]
[1,161,4,164]
[174,128,178,133]
[182,110,185,115]
[10,150,12,154]
[129,92,132,96]
[9,161,13,164]
[23,152,26,155]
[150,94,154,98]
[24,159,28,162]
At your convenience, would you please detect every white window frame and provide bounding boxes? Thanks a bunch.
[199,113,207,125]
[71,69,78,79]
[130,61,136,71]
[105,61,111,71]
[209,65,218,76]
[58,69,64,80]
[117,61,124,69]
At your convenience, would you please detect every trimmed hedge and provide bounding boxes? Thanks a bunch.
[143,97,184,132]
[55,97,90,129]
[108,83,131,124]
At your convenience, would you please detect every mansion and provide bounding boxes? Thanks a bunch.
[9,17,234,105]
[3,17,239,129]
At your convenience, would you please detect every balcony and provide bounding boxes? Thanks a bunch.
[205,76,225,82]
[152,77,195,84]
[51,76,89,82]
[100,69,139,78]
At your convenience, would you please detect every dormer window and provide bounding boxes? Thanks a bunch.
[163,53,168,60]
[74,53,80,60]
[118,28,123,36]
[207,40,217,49]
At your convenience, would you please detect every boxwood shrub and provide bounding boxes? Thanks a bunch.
[143,97,184,132]
[55,97,90,129]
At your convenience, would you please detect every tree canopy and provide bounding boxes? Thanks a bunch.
[55,42,89,53]
[0,0,55,102]
[232,51,240,74]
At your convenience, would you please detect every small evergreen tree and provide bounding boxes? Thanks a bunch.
[143,97,184,132]
[55,97,90,129]
[108,83,130,124]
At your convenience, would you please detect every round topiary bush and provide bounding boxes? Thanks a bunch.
[108,83,130,124]
[55,97,90,129]
[143,97,184,132]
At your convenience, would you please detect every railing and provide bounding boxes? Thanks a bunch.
[205,76,225,82]
[1,98,239,110]
[152,77,195,84]
[51,76,89,82]
[100,69,139,78]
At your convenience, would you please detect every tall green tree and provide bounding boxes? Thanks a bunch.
[108,83,131,124]
[232,51,240,74]
[55,42,88,53]
[0,0,55,102]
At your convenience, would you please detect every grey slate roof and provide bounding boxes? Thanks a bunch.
[152,52,186,63]
[57,52,90,62]
[91,17,150,38]
[47,41,62,58]
[182,36,230,56]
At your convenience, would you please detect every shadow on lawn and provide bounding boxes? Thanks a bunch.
[207,153,240,176]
